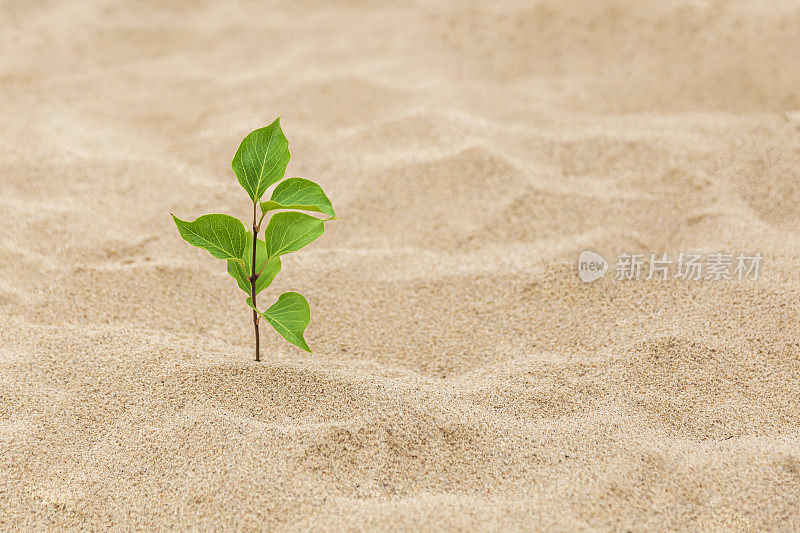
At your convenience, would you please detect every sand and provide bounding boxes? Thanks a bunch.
[2,0,800,530]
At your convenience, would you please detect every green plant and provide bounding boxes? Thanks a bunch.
[172,118,335,361]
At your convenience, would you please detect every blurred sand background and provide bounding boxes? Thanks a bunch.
[2,0,800,530]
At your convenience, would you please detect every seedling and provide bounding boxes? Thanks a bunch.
[172,118,335,361]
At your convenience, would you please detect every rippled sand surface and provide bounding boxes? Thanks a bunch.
[2,0,800,529]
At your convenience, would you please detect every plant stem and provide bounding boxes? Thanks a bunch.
[250,202,260,362]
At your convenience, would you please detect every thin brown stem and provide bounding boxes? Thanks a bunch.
[252,306,260,362]
[250,202,260,362]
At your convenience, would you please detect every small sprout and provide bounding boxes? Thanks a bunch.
[172,117,334,361]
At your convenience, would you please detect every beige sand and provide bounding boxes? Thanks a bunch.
[2,0,800,530]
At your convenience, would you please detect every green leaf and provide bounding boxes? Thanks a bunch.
[231,117,290,202]
[226,232,282,295]
[259,178,335,218]
[263,211,325,261]
[260,292,312,352]
[172,214,247,263]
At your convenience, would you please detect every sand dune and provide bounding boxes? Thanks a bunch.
[1,0,800,530]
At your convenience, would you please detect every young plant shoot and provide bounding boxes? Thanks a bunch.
[172,118,334,361]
